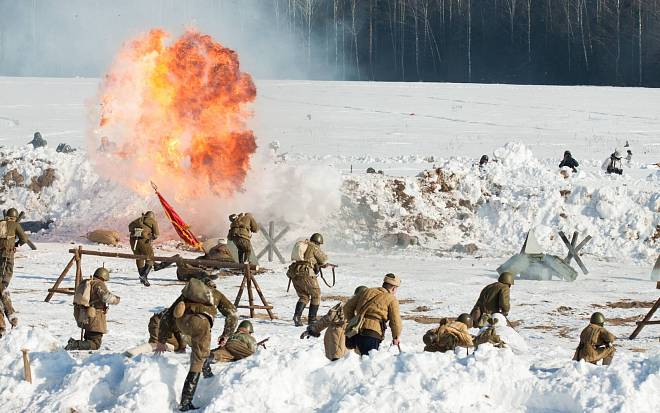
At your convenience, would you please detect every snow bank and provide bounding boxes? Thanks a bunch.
[1,331,657,412]
[336,142,659,262]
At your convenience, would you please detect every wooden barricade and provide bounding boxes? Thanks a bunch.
[234,263,275,320]
[629,281,660,340]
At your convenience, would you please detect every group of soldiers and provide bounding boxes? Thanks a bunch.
[0,207,619,411]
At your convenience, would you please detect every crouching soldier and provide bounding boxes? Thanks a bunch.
[573,312,616,365]
[344,273,403,356]
[288,233,331,326]
[227,213,258,263]
[65,268,120,350]
[0,290,18,338]
[300,286,368,361]
[124,310,187,357]
[423,314,474,353]
[202,320,257,378]
[128,211,159,286]
[470,272,513,327]
[155,277,238,411]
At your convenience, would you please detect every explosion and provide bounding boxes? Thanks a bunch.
[92,29,257,200]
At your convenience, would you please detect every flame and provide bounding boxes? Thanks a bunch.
[93,29,257,201]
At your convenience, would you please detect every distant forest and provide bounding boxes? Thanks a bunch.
[272,0,660,86]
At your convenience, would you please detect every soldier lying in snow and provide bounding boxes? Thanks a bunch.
[474,313,528,354]
[423,314,474,353]
[124,310,188,357]
[202,320,257,378]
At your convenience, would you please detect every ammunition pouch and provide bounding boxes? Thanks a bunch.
[286,261,313,279]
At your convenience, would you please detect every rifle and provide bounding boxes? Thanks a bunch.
[257,337,269,349]
[319,264,338,288]
[15,212,37,250]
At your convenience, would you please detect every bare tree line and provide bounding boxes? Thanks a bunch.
[275,0,660,86]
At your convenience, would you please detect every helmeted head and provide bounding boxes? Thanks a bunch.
[310,233,324,245]
[383,273,401,289]
[612,150,622,159]
[590,312,605,326]
[30,132,42,142]
[5,208,19,220]
[229,214,238,222]
[456,313,473,328]
[93,267,110,281]
[564,150,571,158]
[479,155,489,165]
[354,285,367,296]
[144,211,155,219]
[238,320,254,334]
[498,271,515,286]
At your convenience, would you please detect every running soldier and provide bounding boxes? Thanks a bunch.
[227,213,258,263]
[128,211,159,286]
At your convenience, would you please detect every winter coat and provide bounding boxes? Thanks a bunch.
[472,281,511,319]
[0,219,27,257]
[287,241,328,278]
[309,302,348,360]
[128,215,159,240]
[344,287,402,340]
[559,156,579,172]
[75,279,120,334]
[573,323,616,363]
[148,311,186,351]
[228,213,258,241]
[423,320,474,352]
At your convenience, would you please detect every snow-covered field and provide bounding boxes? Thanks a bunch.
[0,77,659,412]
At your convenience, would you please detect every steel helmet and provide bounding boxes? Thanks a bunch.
[354,285,367,296]
[590,312,605,326]
[310,233,324,245]
[144,211,155,219]
[498,271,515,286]
[5,208,19,219]
[456,313,473,328]
[93,267,110,281]
[238,320,254,333]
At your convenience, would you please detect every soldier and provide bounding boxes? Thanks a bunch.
[423,314,474,353]
[201,238,235,263]
[128,211,160,286]
[65,268,121,350]
[288,233,331,327]
[559,150,579,173]
[149,310,186,352]
[28,131,47,149]
[474,314,506,349]
[474,312,528,354]
[155,278,238,411]
[343,273,403,356]
[470,272,514,327]
[0,208,28,333]
[573,312,616,365]
[202,320,257,378]
[300,285,368,361]
[227,213,258,263]
[603,150,623,175]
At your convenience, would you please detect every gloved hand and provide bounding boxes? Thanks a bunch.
[9,316,18,328]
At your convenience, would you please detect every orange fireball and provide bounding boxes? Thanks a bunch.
[94,28,257,200]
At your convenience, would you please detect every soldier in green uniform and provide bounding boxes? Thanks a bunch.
[227,213,258,263]
[155,278,238,411]
[202,320,257,378]
[573,312,616,365]
[423,314,474,353]
[128,211,159,286]
[0,208,28,335]
[470,272,514,327]
[287,233,330,326]
[65,268,121,350]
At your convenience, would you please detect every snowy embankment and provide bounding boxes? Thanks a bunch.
[2,142,657,263]
[1,327,658,412]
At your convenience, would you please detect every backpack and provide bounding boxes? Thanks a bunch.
[345,291,386,339]
[73,278,96,328]
[0,220,7,240]
[291,240,309,262]
[181,277,215,306]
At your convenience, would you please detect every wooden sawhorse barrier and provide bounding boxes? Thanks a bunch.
[44,247,275,320]
[629,281,660,339]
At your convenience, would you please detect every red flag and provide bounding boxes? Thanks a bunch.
[151,182,204,251]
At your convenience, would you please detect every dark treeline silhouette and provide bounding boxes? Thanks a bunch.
[276,0,660,86]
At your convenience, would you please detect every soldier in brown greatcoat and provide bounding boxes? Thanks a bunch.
[227,213,258,263]
[573,312,616,365]
[470,272,514,327]
[287,233,330,326]
[423,314,474,353]
[128,211,160,286]
[0,208,27,336]
[65,268,121,350]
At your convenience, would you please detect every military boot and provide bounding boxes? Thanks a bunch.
[308,304,319,324]
[178,372,200,411]
[202,356,214,378]
[153,261,174,271]
[293,301,306,327]
[139,264,152,287]
[64,338,79,350]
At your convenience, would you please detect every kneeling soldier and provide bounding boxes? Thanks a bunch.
[573,312,616,365]
[65,268,120,350]
[300,285,368,361]
[155,278,237,411]
[202,320,257,378]
[470,272,513,327]
[423,313,474,353]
